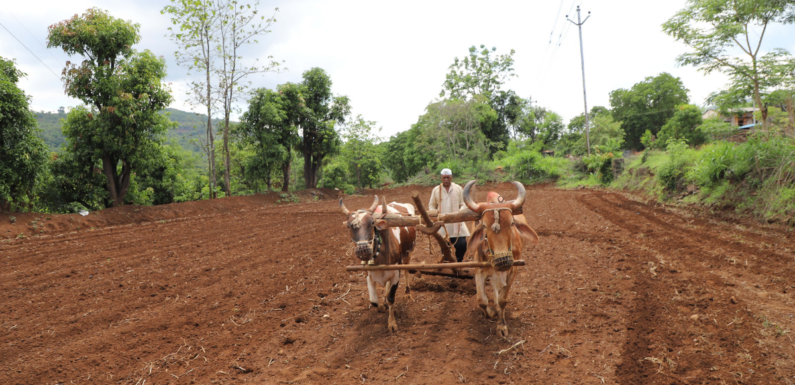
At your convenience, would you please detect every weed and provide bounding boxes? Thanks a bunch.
[9,216,16,224]
[16,233,26,239]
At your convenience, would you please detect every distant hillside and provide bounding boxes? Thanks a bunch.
[33,108,232,169]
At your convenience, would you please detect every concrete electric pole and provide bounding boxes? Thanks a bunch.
[567,6,591,155]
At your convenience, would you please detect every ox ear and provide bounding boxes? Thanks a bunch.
[374,219,389,231]
[514,222,540,245]
[467,224,486,257]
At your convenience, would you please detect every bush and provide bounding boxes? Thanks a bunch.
[656,104,706,148]
[657,138,693,190]
[319,161,355,195]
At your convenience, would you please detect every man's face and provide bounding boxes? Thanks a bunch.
[441,174,452,188]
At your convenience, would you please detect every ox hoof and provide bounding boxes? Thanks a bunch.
[377,304,386,313]
[485,306,497,319]
[497,325,509,339]
[388,322,398,333]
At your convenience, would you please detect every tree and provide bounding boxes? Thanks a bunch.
[340,115,382,188]
[663,0,795,126]
[440,46,518,154]
[239,87,297,191]
[656,104,707,147]
[575,114,625,153]
[568,106,609,133]
[215,0,282,196]
[414,97,495,167]
[48,9,174,206]
[609,73,690,149]
[0,57,49,211]
[298,68,350,189]
[162,0,222,198]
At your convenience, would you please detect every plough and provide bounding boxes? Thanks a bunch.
[344,190,524,279]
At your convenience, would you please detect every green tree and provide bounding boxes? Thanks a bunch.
[567,106,609,133]
[162,0,222,198]
[48,9,174,206]
[575,114,625,153]
[656,104,707,147]
[440,45,518,154]
[214,0,282,196]
[414,97,495,167]
[340,115,382,188]
[298,68,350,189]
[239,87,297,191]
[663,0,795,125]
[609,73,690,149]
[0,57,49,211]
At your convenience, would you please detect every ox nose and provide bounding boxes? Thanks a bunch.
[354,242,373,261]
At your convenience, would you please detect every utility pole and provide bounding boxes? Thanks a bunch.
[568,6,591,155]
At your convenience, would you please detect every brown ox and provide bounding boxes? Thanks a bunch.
[340,196,417,332]
[463,181,539,338]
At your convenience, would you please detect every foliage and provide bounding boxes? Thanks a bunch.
[0,57,49,210]
[640,130,654,148]
[663,0,795,125]
[318,160,354,194]
[162,0,222,196]
[440,45,520,154]
[297,68,350,188]
[413,97,494,168]
[238,87,297,191]
[576,114,625,155]
[656,138,693,190]
[497,140,568,183]
[340,115,382,188]
[609,73,690,149]
[655,104,706,148]
[48,9,174,206]
[567,106,610,133]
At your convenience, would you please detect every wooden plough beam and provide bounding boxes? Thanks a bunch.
[346,260,526,272]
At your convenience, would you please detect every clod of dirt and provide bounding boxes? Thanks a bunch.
[281,337,296,345]
[730,296,737,304]
[690,314,699,321]
[278,349,285,356]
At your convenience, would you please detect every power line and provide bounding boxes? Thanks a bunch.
[4,10,63,63]
[0,20,61,81]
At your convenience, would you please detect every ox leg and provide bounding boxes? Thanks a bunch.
[366,274,381,311]
[475,270,495,319]
[386,277,400,332]
[494,269,516,339]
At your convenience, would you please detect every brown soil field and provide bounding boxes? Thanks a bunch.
[2,184,795,384]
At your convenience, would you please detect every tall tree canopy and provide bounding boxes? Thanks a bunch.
[298,68,350,189]
[48,8,174,206]
[339,115,382,189]
[440,45,519,154]
[0,58,49,210]
[663,0,795,124]
[609,73,690,149]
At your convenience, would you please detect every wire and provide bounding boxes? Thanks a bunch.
[4,10,63,63]
[0,21,61,80]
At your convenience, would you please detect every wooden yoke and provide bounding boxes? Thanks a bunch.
[411,191,456,263]
[380,196,390,265]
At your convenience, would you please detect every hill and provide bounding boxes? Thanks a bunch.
[33,108,232,169]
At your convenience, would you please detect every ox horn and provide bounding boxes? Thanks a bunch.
[462,180,481,213]
[510,181,526,210]
[367,195,379,213]
[339,198,350,216]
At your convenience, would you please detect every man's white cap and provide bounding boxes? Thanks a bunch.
[440,168,452,176]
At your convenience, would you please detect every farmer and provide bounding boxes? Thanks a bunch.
[428,168,470,262]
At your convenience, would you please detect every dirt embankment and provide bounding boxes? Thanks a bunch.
[2,184,794,384]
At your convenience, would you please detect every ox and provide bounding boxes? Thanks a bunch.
[340,196,417,332]
[463,181,539,338]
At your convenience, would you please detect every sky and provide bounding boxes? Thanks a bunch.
[1,0,793,139]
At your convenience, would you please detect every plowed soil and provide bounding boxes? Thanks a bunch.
[2,184,795,384]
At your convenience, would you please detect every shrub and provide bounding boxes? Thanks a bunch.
[657,138,692,190]
[319,161,355,195]
[656,104,706,148]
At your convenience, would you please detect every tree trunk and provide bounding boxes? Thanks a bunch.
[101,154,132,207]
[223,117,231,197]
[206,73,216,199]
[356,163,361,188]
[282,160,291,192]
[303,148,312,189]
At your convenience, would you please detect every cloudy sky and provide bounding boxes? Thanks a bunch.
[1,0,792,138]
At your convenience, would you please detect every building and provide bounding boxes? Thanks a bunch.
[58,106,65,114]
[702,107,758,127]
